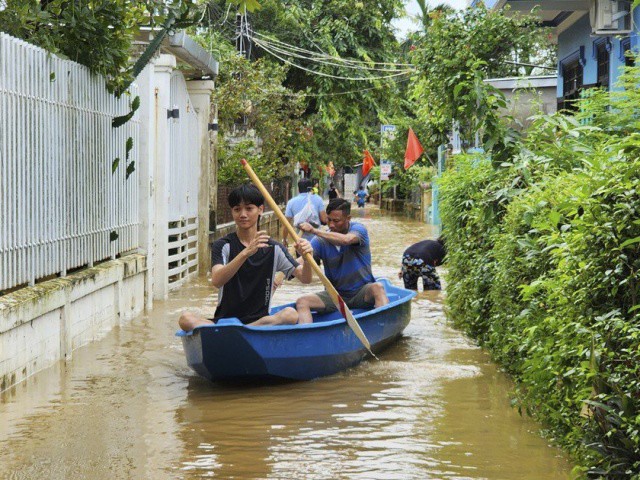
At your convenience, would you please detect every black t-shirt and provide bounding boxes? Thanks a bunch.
[211,233,299,324]
[328,187,338,200]
[403,240,446,267]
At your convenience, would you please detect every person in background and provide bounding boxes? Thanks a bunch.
[327,182,341,200]
[295,199,388,323]
[178,184,314,330]
[282,178,328,248]
[398,236,446,290]
[354,186,368,208]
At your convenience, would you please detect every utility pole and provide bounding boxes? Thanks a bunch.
[235,8,251,130]
[235,9,252,60]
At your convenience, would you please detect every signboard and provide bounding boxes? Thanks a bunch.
[380,124,396,142]
[380,161,392,181]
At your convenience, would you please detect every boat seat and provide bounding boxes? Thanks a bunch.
[216,318,243,326]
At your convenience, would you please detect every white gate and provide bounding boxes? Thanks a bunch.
[0,33,139,293]
[344,173,357,199]
[167,72,200,289]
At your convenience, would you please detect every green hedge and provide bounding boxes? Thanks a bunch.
[439,72,640,477]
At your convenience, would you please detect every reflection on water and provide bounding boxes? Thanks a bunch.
[0,207,572,479]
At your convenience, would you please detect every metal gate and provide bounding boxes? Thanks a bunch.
[167,72,200,289]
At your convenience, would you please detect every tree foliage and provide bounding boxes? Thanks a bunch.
[208,36,307,184]
[410,3,555,151]
[0,0,204,93]
[223,0,405,169]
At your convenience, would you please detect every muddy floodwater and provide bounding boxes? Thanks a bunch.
[0,207,573,479]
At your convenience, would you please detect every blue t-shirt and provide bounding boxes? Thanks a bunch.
[285,193,325,240]
[356,190,367,200]
[311,222,375,297]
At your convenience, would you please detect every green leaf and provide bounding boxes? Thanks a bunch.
[112,157,120,174]
[112,112,133,128]
[126,161,135,180]
[125,137,133,160]
[109,231,119,242]
[49,72,56,82]
[619,237,640,248]
[130,95,140,112]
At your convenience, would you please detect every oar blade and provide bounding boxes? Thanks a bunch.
[336,294,375,356]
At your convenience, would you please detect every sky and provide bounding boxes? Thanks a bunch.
[392,0,470,39]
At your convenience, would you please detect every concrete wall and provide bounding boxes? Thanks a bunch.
[486,76,557,129]
[0,255,146,391]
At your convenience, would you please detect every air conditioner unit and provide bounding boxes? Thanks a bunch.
[590,0,632,35]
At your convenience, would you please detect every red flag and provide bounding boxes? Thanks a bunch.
[362,150,375,177]
[326,161,335,177]
[404,128,424,169]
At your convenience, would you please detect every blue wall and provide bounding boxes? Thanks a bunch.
[557,10,639,96]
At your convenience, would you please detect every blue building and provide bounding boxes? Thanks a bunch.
[476,0,638,109]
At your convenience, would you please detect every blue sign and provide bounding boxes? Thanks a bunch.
[380,124,396,133]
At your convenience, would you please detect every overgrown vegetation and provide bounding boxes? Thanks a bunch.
[204,0,405,186]
[411,3,555,154]
[439,63,640,478]
[0,0,204,94]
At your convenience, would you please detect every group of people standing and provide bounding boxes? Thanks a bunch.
[178,178,445,331]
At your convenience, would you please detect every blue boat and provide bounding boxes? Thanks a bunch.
[176,279,416,381]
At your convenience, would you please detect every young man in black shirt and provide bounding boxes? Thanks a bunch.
[178,185,313,330]
[399,237,446,290]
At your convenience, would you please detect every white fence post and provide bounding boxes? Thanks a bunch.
[186,80,215,276]
[135,63,157,310]
[151,54,176,300]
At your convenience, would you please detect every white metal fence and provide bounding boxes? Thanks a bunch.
[0,33,139,292]
[167,72,200,288]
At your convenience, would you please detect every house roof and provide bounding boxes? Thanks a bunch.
[485,75,558,90]
[472,0,590,37]
[136,29,219,78]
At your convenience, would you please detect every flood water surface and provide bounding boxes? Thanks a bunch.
[0,208,572,479]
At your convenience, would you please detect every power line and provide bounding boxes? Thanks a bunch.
[252,30,414,68]
[252,36,414,74]
[254,39,414,81]
[259,76,412,98]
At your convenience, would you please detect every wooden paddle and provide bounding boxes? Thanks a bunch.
[241,159,376,357]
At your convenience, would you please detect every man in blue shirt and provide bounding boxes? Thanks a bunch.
[295,198,388,324]
[354,186,368,208]
[282,178,328,248]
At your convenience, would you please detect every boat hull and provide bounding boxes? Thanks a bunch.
[177,279,415,381]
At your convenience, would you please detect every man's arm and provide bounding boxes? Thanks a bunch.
[319,210,328,225]
[298,223,359,246]
[282,217,293,246]
[211,231,270,288]
[291,239,314,283]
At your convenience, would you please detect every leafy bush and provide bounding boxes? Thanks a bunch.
[439,63,640,477]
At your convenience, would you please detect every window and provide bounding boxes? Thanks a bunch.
[560,59,583,111]
[621,38,635,67]
[596,41,610,89]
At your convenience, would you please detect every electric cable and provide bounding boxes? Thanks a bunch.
[254,39,413,81]
[252,36,414,73]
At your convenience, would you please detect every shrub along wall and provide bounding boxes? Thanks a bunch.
[439,69,640,478]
